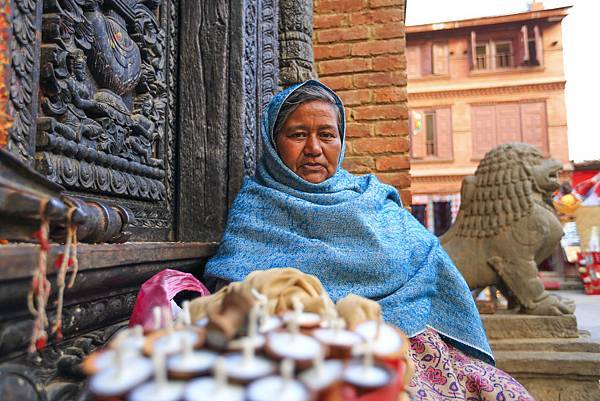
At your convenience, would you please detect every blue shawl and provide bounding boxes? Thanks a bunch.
[204,80,494,365]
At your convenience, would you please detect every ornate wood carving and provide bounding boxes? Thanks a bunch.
[6,0,43,164]
[278,0,316,87]
[36,0,167,202]
[4,0,181,239]
[0,323,126,401]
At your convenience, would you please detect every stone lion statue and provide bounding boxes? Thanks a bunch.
[441,143,575,315]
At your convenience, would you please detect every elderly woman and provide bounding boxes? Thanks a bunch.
[204,80,532,400]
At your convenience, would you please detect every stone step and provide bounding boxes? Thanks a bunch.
[490,331,600,353]
[494,349,600,378]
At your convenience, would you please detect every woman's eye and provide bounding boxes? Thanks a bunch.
[320,132,336,139]
[290,132,306,138]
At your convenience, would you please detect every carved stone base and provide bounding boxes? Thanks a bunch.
[485,314,600,401]
[481,312,579,340]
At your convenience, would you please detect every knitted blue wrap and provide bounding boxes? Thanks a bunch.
[204,80,494,365]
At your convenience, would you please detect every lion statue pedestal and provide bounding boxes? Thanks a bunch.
[441,143,600,401]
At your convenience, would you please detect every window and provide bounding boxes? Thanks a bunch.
[407,42,449,77]
[432,43,449,75]
[411,204,427,227]
[475,42,488,69]
[410,108,453,160]
[471,101,548,159]
[473,40,514,70]
[495,41,513,68]
[433,201,452,236]
[425,112,436,156]
[471,26,543,70]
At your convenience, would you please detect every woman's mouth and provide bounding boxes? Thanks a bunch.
[301,163,325,171]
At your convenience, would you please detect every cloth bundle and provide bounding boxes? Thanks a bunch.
[190,268,381,330]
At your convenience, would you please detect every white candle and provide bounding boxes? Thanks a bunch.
[153,306,162,331]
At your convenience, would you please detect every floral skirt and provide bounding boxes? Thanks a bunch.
[407,329,534,401]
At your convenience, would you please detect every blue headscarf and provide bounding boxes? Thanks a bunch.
[204,80,494,365]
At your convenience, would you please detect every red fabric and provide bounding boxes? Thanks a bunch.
[129,269,210,331]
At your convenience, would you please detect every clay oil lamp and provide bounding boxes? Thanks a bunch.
[246,359,313,401]
[353,320,407,361]
[265,310,324,370]
[167,335,218,380]
[342,341,396,395]
[174,301,193,327]
[183,357,245,401]
[298,352,344,400]
[222,337,275,384]
[312,318,363,359]
[88,345,153,401]
[128,350,186,401]
[252,288,283,334]
[228,302,266,351]
[144,306,205,356]
[282,297,321,330]
[84,326,145,376]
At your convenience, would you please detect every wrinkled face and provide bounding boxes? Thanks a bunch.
[275,100,342,184]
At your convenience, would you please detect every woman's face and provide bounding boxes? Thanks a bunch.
[276,100,342,184]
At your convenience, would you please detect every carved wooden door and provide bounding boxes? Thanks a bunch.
[0,0,288,399]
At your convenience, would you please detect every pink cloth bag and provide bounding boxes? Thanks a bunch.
[129,269,210,331]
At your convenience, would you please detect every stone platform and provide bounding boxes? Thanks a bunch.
[482,313,600,401]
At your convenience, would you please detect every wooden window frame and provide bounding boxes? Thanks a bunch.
[470,100,549,160]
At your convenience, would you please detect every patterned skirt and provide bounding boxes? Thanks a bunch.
[407,329,534,401]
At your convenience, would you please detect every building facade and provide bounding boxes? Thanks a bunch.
[407,4,570,234]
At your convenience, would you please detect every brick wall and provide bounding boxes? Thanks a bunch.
[313,0,411,205]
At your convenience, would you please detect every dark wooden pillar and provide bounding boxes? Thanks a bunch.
[177,0,279,242]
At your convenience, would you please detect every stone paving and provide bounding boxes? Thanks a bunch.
[552,290,600,340]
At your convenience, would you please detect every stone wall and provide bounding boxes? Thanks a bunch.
[312,0,411,205]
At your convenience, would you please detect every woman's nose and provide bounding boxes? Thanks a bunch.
[303,133,322,155]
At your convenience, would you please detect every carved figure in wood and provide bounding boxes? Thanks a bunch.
[36,0,166,202]
[278,0,316,87]
[441,143,575,315]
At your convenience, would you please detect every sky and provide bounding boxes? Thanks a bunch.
[406,0,600,162]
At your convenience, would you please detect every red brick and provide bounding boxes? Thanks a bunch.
[345,122,373,138]
[372,22,405,39]
[372,86,407,103]
[313,14,348,29]
[352,39,405,56]
[376,172,411,188]
[400,188,412,206]
[320,75,354,91]
[369,0,404,8]
[375,155,410,171]
[319,58,371,75]
[375,120,409,136]
[354,71,405,88]
[317,26,369,44]
[350,9,404,25]
[372,54,406,72]
[337,89,371,106]
[353,104,408,120]
[314,44,351,60]
[318,0,366,13]
[343,156,375,174]
[352,137,409,154]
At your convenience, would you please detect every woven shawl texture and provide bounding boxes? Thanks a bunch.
[204,80,494,365]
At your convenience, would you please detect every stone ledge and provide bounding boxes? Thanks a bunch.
[490,331,600,353]
[481,313,578,340]
[494,350,600,377]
